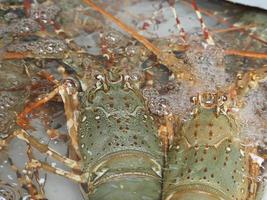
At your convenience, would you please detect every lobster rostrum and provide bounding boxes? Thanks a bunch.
[163,66,267,200]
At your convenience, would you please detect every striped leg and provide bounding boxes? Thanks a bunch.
[191,0,215,45]
[7,156,47,199]
[14,130,81,170]
[26,144,47,198]
[16,86,61,129]
[26,159,86,183]
[167,0,186,40]
[16,71,81,159]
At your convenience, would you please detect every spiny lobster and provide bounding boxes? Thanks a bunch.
[0,0,266,200]
[163,65,267,200]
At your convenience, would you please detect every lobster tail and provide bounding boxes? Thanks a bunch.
[164,190,223,200]
[78,74,163,200]
[87,151,162,200]
[89,178,161,199]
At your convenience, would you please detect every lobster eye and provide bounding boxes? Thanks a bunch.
[251,74,257,81]
[236,73,242,80]
[64,76,82,92]
[190,96,197,104]
[221,95,227,101]
[95,74,105,81]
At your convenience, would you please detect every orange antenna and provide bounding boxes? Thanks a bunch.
[225,50,267,59]
[83,0,161,57]
[23,0,31,17]
[83,0,196,82]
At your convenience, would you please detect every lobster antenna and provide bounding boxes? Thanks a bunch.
[168,0,186,40]
[191,0,215,45]
[23,0,32,17]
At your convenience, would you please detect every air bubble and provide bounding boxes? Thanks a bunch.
[148,97,171,116]
[4,12,18,22]
[82,116,87,122]
[101,29,129,48]
[125,45,139,57]
[7,39,67,56]
[226,147,231,152]
[142,88,159,100]
[30,3,61,24]
[1,18,40,37]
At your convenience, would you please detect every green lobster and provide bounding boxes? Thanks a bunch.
[12,70,164,200]
[78,73,163,199]
[163,66,267,200]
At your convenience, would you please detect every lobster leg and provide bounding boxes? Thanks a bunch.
[14,130,81,170]
[26,144,47,198]
[247,145,261,200]
[17,86,61,129]
[191,0,215,45]
[0,135,15,151]
[23,0,31,17]
[58,81,81,159]
[158,114,176,159]
[16,77,82,158]
[26,159,86,183]
[7,156,46,199]
[168,0,186,40]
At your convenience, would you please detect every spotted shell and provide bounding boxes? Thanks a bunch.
[78,75,163,200]
[163,108,256,200]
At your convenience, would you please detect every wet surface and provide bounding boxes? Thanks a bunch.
[0,0,266,199]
